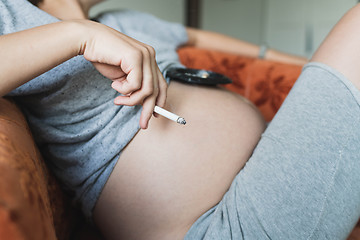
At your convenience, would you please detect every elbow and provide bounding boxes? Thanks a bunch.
[185,27,198,47]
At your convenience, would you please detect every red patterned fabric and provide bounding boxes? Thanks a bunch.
[178,46,303,121]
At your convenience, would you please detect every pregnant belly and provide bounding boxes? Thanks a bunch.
[93,81,266,240]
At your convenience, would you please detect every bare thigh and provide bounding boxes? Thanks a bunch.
[311,4,360,89]
[93,81,266,240]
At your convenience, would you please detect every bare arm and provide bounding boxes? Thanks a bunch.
[186,27,308,65]
[0,20,167,129]
[0,21,80,96]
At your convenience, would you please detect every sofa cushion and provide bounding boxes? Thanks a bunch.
[0,98,83,240]
[0,160,55,240]
[0,98,57,240]
[178,46,303,121]
[0,164,26,240]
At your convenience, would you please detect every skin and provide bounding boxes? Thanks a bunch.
[311,4,360,90]
[38,0,307,65]
[186,28,308,66]
[4,0,313,239]
[1,1,167,129]
[35,2,360,239]
[94,81,266,240]
[34,1,265,239]
[90,2,360,238]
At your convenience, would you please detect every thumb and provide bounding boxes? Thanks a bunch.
[92,62,127,81]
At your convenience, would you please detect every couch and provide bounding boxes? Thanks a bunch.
[1,46,359,240]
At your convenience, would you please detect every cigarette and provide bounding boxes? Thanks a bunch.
[154,106,186,125]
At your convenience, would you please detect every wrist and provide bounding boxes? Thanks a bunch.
[61,19,92,57]
[258,44,268,59]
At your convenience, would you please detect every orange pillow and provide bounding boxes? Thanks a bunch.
[178,47,303,121]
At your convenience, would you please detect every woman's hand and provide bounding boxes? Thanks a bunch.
[0,19,167,129]
[79,20,167,129]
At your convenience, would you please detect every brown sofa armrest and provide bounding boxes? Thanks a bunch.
[0,97,57,239]
[0,97,85,240]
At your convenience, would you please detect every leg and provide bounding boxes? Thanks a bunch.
[185,4,360,239]
[312,4,360,88]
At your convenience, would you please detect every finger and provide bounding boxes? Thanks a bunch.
[113,75,157,106]
[151,70,160,118]
[139,96,156,129]
[145,46,161,117]
[114,49,144,95]
[113,64,156,106]
[155,67,167,108]
[113,91,143,106]
[111,78,140,96]
[128,45,156,103]
[92,62,127,80]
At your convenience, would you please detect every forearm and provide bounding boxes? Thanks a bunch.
[186,27,307,65]
[0,20,83,96]
[0,18,168,129]
[186,27,260,57]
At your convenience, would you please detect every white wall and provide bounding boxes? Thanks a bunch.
[201,0,357,57]
[201,0,265,44]
[90,0,358,57]
[264,0,357,57]
[90,0,264,45]
[90,0,185,24]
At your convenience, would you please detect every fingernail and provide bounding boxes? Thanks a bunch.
[114,97,122,105]
[112,81,121,90]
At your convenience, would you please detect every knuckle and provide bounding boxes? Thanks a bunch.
[140,44,156,58]
[144,84,154,96]
[120,89,132,96]
[160,80,168,90]
[126,78,141,90]
[158,83,167,94]
[130,96,143,106]
[129,48,143,62]
[143,106,153,116]
[153,86,160,96]
[131,80,142,90]
[139,45,148,55]
[147,46,156,57]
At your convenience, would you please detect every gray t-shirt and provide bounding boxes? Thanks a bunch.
[0,0,188,218]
